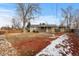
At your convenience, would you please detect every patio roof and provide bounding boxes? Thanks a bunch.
[30,24,58,28]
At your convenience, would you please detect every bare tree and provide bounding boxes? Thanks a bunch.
[11,18,21,29]
[61,6,73,29]
[16,3,41,32]
[73,9,79,29]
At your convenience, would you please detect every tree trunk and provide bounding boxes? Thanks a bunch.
[22,21,26,33]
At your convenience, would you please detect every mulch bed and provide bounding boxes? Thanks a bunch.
[13,37,52,56]
[67,33,79,56]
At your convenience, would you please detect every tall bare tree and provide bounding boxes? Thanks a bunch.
[73,9,79,29]
[16,3,41,32]
[61,6,73,29]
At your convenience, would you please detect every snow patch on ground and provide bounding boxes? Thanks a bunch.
[36,34,72,56]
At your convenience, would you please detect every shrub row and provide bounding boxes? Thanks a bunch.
[0,29,23,35]
[0,30,6,35]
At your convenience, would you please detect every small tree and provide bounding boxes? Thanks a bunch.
[27,22,31,32]
[11,18,21,29]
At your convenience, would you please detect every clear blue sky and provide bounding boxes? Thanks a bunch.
[0,3,79,27]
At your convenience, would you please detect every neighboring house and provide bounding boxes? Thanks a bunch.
[30,24,57,33]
